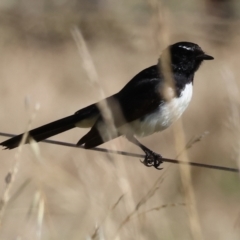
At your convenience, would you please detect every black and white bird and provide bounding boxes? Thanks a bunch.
[0,42,214,169]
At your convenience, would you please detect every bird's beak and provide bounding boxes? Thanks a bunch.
[197,54,214,60]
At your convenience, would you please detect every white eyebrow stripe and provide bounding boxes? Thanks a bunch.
[179,45,193,51]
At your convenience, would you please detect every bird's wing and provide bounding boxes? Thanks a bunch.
[78,65,164,148]
[116,66,163,124]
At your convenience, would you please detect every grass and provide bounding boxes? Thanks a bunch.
[0,1,240,239]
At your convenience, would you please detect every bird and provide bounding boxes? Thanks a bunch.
[0,42,214,170]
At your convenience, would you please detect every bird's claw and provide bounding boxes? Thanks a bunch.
[140,151,163,170]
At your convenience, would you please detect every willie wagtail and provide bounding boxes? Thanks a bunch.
[0,42,214,169]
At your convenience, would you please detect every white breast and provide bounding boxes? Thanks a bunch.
[128,83,193,137]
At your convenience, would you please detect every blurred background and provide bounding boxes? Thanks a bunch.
[0,0,240,239]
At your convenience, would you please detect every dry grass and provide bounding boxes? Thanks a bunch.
[0,1,240,239]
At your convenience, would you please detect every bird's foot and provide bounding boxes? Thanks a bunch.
[140,150,163,170]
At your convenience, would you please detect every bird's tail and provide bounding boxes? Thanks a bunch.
[1,103,100,150]
[0,115,78,149]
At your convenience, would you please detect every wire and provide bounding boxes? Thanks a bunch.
[0,132,239,173]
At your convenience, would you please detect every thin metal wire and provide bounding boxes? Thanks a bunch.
[0,132,239,173]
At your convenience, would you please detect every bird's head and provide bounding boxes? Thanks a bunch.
[160,42,214,76]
